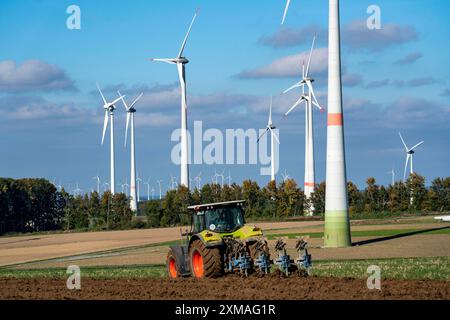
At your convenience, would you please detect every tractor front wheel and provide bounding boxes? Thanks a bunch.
[189,240,222,278]
[166,249,179,279]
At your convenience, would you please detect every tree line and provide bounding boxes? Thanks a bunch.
[0,174,449,235]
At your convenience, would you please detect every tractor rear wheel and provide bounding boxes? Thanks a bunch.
[166,249,179,279]
[189,240,222,278]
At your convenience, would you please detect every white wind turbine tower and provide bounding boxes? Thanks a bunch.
[150,9,200,190]
[92,176,101,194]
[98,83,125,196]
[258,96,280,182]
[157,180,163,200]
[73,183,82,196]
[137,176,142,202]
[226,171,232,186]
[119,91,143,213]
[283,36,323,215]
[388,169,396,186]
[399,133,424,181]
[283,0,351,247]
[144,179,151,201]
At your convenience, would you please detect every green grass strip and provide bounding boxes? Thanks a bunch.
[266,227,450,240]
[1,257,448,281]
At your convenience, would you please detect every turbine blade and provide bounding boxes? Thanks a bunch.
[302,60,305,80]
[283,81,304,94]
[130,93,144,109]
[399,133,409,151]
[257,128,269,144]
[285,96,306,116]
[111,95,126,106]
[101,110,109,145]
[125,112,130,147]
[270,128,280,144]
[305,35,316,78]
[410,141,424,151]
[281,0,291,25]
[268,96,273,125]
[178,9,199,58]
[306,81,324,111]
[151,58,177,64]
[97,82,107,105]
[117,91,129,110]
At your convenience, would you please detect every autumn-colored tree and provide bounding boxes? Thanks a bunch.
[407,173,427,211]
[347,181,362,216]
[364,177,380,213]
[310,182,326,216]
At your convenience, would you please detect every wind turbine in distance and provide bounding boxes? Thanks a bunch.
[144,179,151,201]
[73,183,82,196]
[226,171,232,186]
[92,176,101,194]
[399,133,424,181]
[149,9,200,190]
[157,180,163,200]
[281,170,290,182]
[388,169,396,186]
[194,172,202,190]
[119,91,143,213]
[258,96,280,183]
[283,36,323,212]
[98,83,125,196]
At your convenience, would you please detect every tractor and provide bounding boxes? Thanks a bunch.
[166,200,312,279]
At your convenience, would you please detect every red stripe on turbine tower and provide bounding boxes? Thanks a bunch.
[328,113,343,126]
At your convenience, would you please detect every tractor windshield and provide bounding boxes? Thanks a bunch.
[204,207,245,233]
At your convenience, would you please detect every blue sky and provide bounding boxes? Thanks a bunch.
[0,0,449,195]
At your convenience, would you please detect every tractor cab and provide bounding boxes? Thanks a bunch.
[189,200,246,234]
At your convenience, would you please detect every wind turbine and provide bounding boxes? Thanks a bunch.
[399,133,424,181]
[144,179,151,201]
[281,170,290,182]
[137,177,142,204]
[73,183,82,196]
[388,169,396,186]
[282,0,351,247]
[98,83,125,196]
[124,179,130,197]
[92,176,101,194]
[258,96,280,182]
[283,36,323,213]
[103,182,110,193]
[157,180,163,200]
[170,175,178,190]
[149,9,200,190]
[119,91,143,213]
[226,170,232,186]
[194,172,202,190]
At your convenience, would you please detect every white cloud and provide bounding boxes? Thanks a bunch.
[236,48,328,79]
[0,60,76,92]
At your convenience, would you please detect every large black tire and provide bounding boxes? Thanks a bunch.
[189,240,223,278]
[166,249,179,279]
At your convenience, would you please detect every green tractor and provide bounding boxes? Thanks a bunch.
[166,200,312,279]
[166,200,270,278]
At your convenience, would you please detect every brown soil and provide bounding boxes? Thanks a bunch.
[1,276,448,300]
